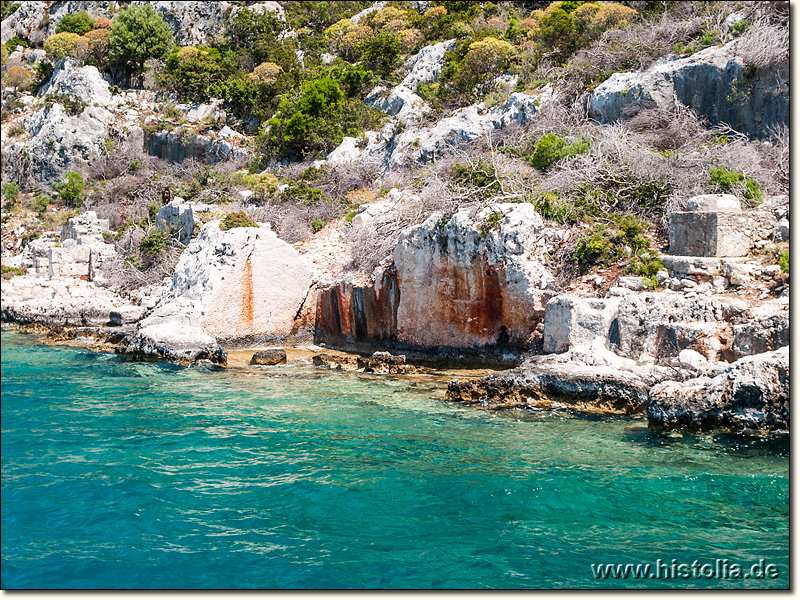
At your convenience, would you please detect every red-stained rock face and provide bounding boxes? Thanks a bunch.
[316,204,554,352]
[316,265,399,345]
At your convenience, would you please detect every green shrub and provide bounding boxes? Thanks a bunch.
[529,191,574,224]
[44,32,87,60]
[5,35,26,53]
[779,250,789,274]
[479,210,504,238]
[139,228,170,255]
[357,32,401,79]
[573,215,657,273]
[32,193,49,214]
[450,159,501,198]
[56,11,94,35]
[220,211,258,230]
[537,7,577,57]
[109,4,173,83]
[708,167,762,203]
[1,182,20,208]
[164,45,224,103]
[261,76,345,160]
[1,265,25,279]
[573,224,621,267]
[281,181,328,205]
[1,3,21,20]
[344,210,357,224]
[53,172,85,208]
[529,133,591,170]
[148,202,159,222]
[311,219,325,232]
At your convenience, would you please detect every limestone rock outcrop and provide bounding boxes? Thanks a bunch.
[146,131,248,165]
[447,358,651,414]
[540,291,783,366]
[1,1,117,44]
[394,204,554,349]
[119,220,311,363]
[318,203,555,352]
[360,88,556,169]
[155,199,215,244]
[40,58,115,107]
[588,39,789,139]
[647,347,789,431]
[1,103,113,187]
[128,1,284,46]
[365,39,455,123]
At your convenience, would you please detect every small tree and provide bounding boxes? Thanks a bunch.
[53,171,85,208]
[1,182,20,208]
[109,4,172,86]
[56,10,94,35]
[5,65,32,92]
[357,32,401,79]
[249,61,282,86]
[44,32,87,60]
[84,28,110,67]
[164,45,223,102]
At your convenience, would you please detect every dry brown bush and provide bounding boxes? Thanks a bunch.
[736,20,789,70]
[103,226,181,293]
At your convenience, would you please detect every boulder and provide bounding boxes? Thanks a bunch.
[366,84,426,123]
[312,353,360,370]
[676,348,709,372]
[357,351,418,374]
[155,200,214,244]
[543,295,620,354]
[250,349,287,365]
[732,311,789,359]
[393,203,554,349]
[175,98,224,123]
[648,347,789,431]
[39,58,115,107]
[119,220,311,362]
[588,39,788,139]
[326,136,363,165]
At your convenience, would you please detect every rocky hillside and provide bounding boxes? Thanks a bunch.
[0,1,790,432]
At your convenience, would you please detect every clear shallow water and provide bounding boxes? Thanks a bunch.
[1,330,789,589]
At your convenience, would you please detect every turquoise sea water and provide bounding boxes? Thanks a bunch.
[1,330,789,589]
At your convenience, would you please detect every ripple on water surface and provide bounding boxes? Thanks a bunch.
[0,331,789,589]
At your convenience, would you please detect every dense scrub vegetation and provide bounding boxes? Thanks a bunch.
[0,1,790,288]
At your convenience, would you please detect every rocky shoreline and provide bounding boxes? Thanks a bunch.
[1,2,789,435]
[2,192,790,434]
